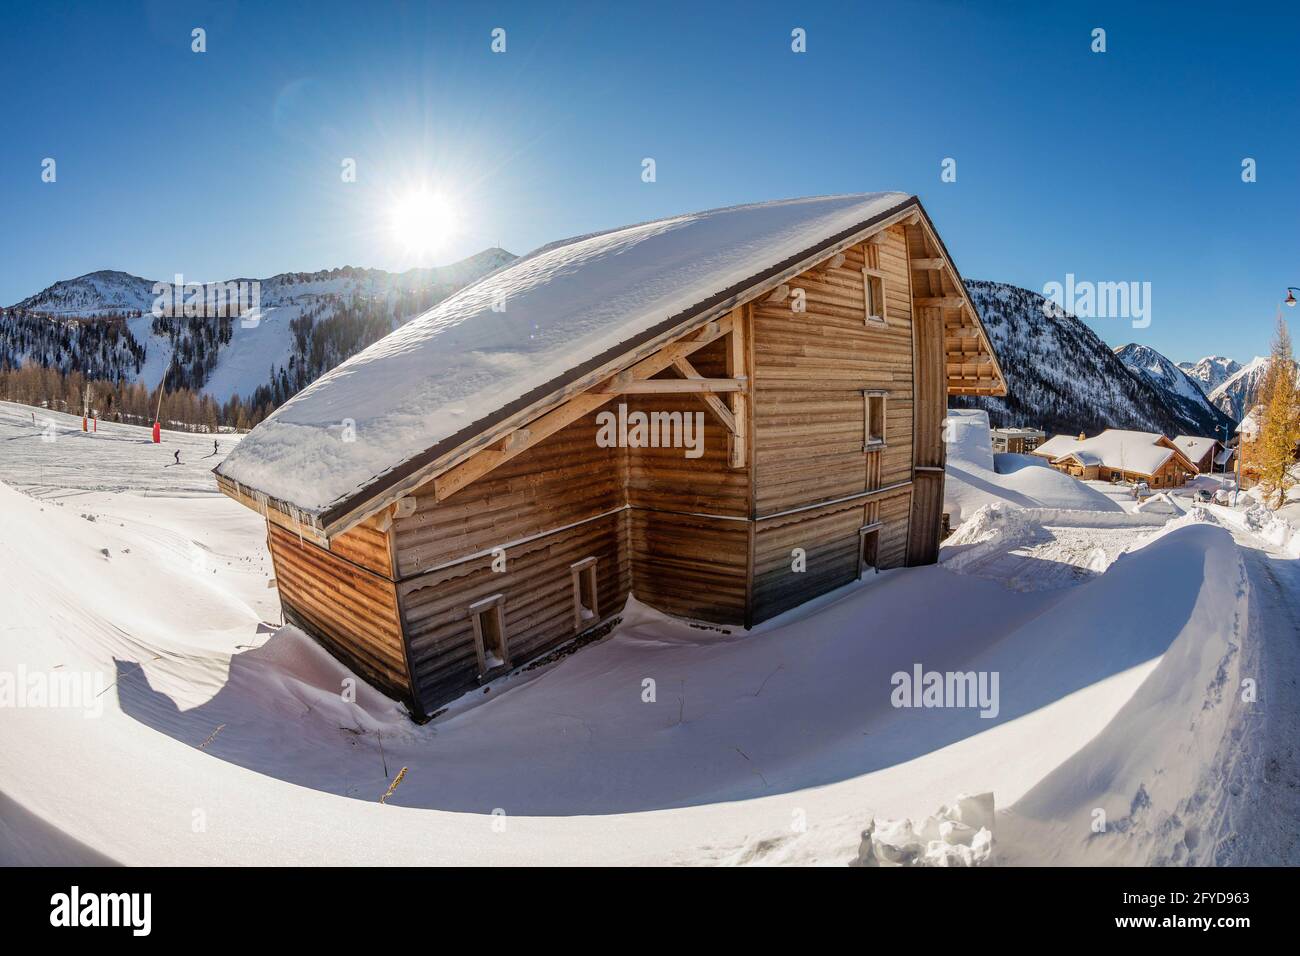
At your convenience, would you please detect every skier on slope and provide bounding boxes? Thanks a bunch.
[213,439,219,455]
[173,449,181,465]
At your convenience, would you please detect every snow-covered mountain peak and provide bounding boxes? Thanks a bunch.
[953,281,1233,438]
[1114,342,1229,432]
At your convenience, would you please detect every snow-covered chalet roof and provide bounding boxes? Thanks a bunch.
[216,193,919,520]
[1033,429,1186,476]
[1172,435,1218,463]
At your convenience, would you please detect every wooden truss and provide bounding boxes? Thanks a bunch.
[431,307,750,502]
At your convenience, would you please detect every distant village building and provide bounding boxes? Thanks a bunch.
[1031,429,1198,487]
[990,426,1046,455]
[214,194,1007,718]
[1172,435,1226,474]
[1237,404,1264,444]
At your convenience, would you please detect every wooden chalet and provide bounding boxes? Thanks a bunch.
[1032,429,1199,487]
[1172,435,1225,475]
[214,193,1007,717]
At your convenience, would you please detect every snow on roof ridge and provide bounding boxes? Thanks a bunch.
[520,192,903,267]
[217,191,915,516]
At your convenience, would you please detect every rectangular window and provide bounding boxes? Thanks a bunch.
[859,523,882,576]
[863,391,887,449]
[570,557,599,632]
[469,594,510,677]
[862,268,887,325]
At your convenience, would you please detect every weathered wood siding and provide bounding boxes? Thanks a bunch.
[907,302,947,565]
[749,227,919,622]
[628,509,748,624]
[622,337,752,623]
[390,411,630,709]
[390,410,623,577]
[267,523,411,706]
[329,517,394,578]
[752,499,863,622]
[750,487,913,623]
[623,339,749,517]
[400,512,628,708]
[751,228,915,516]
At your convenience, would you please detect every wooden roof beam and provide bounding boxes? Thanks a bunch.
[670,356,737,434]
[595,376,745,394]
[431,314,733,501]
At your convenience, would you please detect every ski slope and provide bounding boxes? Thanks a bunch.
[1,400,1297,865]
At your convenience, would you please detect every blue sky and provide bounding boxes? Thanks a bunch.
[2,0,1297,363]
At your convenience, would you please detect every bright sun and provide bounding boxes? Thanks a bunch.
[388,189,459,256]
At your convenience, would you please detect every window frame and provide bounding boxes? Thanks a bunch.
[469,593,510,677]
[862,389,888,450]
[570,557,599,633]
[862,267,888,326]
[859,522,883,576]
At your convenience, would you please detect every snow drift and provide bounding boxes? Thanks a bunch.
[944,409,1123,524]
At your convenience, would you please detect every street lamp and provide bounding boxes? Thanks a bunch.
[1215,424,1229,475]
[1286,287,1300,307]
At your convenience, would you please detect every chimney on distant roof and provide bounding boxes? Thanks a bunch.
[1078,431,1086,441]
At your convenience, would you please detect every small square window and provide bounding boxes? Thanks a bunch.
[859,523,882,576]
[570,557,599,632]
[863,269,887,325]
[469,594,510,677]
[863,391,887,449]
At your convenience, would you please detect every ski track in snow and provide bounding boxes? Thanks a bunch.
[1,400,1298,865]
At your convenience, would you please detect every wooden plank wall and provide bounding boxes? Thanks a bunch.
[749,226,918,622]
[628,509,748,623]
[389,411,629,708]
[328,517,393,577]
[876,489,913,564]
[391,410,624,577]
[907,303,947,565]
[752,499,863,622]
[622,337,751,623]
[623,339,749,517]
[400,513,627,707]
[267,523,412,706]
[751,227,915,517]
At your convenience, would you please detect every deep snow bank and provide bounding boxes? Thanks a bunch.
[944,409,1122,524]
[995,518,1250,865]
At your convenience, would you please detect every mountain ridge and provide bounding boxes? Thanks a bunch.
[1114,342,1234,436]
[1,248,518,409]
[1177,354,1242,396]
[954,280,1235,439]
[10,248,517,317]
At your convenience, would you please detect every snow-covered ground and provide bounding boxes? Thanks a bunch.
[2,400,1298,866]
[944,409,1123,523]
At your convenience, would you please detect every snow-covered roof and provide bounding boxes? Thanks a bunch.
[1214,447,1235,466]
[1033,429,1184,476]
[1057,450,1103,466]
[1236,404,1265,433]
[1172,435,1218,462]
[217,193,917,519]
